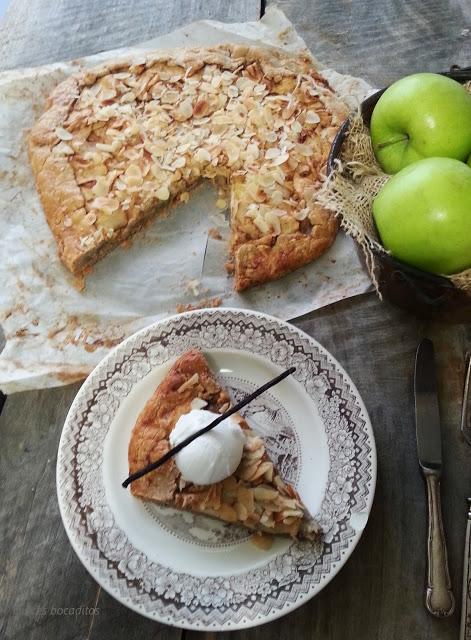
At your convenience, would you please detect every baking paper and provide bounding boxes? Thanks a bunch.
[0,7,373,393]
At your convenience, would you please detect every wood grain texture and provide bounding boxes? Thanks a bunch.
[268,0,471,86]
[0,0,260,71]
[184,294,470,640]
[0,382,182,640]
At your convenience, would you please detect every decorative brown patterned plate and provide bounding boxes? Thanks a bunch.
[56,308,376,630]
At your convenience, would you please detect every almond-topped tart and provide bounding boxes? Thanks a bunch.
[127,348,320,543]
[29,44,347,290]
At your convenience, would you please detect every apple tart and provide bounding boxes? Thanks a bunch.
[29,45,347,290]
[128,348,320,541]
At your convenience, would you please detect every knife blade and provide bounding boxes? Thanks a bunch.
[415,338,442,473]
[414,337,454,617]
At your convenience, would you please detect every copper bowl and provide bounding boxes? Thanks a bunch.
[327,68,471,322]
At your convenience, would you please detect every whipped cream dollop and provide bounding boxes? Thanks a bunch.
[170,409,245,485]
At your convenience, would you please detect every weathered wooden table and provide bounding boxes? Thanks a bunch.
[0,1,470,639]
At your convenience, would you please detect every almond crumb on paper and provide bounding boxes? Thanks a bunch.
[176,296,223,313]
[208,227,222,240]
[250,533,273,550]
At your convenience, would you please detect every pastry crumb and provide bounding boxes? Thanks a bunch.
[250,533,273,550]
[176,297,223,313]
[208,227,223,241]
[186,279,201,296]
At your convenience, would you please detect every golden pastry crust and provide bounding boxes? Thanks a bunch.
[29,44,347,289]
[128,348,320,540]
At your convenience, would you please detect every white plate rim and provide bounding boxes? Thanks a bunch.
[56,307,377,630]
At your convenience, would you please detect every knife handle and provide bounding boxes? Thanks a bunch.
[460,499,471,639]
[425,472,455,617]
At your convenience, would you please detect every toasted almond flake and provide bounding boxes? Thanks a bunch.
[265,147,280,160]
[100,88,117,101]
[161,90,180,105]
[55,126,73,141]
[264,131,278,143]
[271,151,289,166]
[294,207,309,221]
[120,91,135,103]
[90,196,120,212]
[305,110,321,124]
[296,143,314,156]
[54,141,74,155]
[282,509,304,519]
[177,373,199,393]
[253,83,267,95]
[156,185,170,200]
[251,461,274,481]
[253,214,270,234]
[173,156,186,169]
[271,190,284,205]
[253,486,279,501]
[92,176,110,197]
[223,140,240,166]
[282,99,296,120]
[174,97,193,121]
[266,211,281,235]
[259,511,275,527]
[263,464,274,482]
[195,147,211,163]
[126,162,142,176]
[85,212,97,225]
[95,142,114,152]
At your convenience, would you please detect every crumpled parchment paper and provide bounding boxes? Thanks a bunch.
[0,7,373,393]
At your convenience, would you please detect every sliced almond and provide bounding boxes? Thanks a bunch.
[305,110,321,125]
[250,461,274,482]
[55,127,73,141]
[253,214,270,235]
[265,211,281,235]
[156,185,170,201]
[177,373,199,393]
[54,141,74,155]
[195,148,211,163]
[173,98,193,121]
[253,486,279,502]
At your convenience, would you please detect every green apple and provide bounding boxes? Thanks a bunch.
[370,73,471,174]
[372,157,471,275]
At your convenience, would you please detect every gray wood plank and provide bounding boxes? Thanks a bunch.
[268,0,471,87]
[0,382,183,640]
[0,0,260,71]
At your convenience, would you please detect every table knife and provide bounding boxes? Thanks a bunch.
[414,338,455,617]
[459,353,471,640]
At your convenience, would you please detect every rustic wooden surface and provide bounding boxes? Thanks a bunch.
[0,1,470,639]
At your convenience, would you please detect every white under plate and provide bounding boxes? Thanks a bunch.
[57,308,376,630]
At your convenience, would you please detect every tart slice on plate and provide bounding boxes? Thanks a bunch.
[128,348,320,541]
